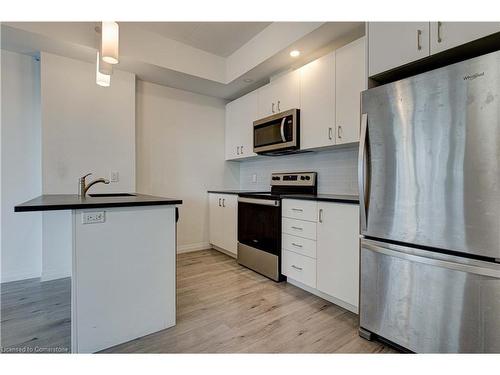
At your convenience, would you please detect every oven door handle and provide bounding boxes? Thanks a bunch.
[280,117,286,142]
[238,197,280,207]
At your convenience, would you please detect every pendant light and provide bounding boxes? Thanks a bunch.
[101,21,119,64]
[96,52,111,87]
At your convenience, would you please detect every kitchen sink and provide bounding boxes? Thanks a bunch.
[88,193,136,197]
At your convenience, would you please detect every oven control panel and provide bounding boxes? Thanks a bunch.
[270,172,317,187]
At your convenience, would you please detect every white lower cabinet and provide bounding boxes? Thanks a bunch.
[317,202,360,310]
[208,193,238,256]
[282,198,360,313]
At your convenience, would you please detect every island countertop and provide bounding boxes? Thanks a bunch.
[14,194,182,212]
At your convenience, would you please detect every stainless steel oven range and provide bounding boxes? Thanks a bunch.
[237,172,317,281]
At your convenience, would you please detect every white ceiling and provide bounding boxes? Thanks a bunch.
[128,22,271,57]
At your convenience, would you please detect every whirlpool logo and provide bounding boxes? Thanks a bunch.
[463,72,485,81]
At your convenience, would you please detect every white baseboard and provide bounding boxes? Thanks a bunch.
[211,245,237,259]
[1,270,41,284]
[287,277,358,314]
[177,242,211,254]
[41,269,71,282]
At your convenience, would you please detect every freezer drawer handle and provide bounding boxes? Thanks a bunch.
[291,265,303,271]
[363,241,500,278]
[291,242,303,248]
[291,226,303,230]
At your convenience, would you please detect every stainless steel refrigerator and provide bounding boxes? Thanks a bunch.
[358,50,500,353]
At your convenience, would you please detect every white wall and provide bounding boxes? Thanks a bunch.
[136,80,239,252]
[1,50,42,283]
[40,52,136,280]
[240,146,359,195]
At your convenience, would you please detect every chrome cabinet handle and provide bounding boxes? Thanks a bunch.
[236,146,240,155]
[337,125,342,139]
[291,242,303,248]
[277,100,281,112]
[272,102,275,113]
[241,145,243,154]
[222,198,225,207]
[291,226,303,231]
[291,265,303,271]
[417,29,422,50]
[437,21,442,43]
[318,208,324,223]
[291,208,303,212]
[328,127,333,140]
[218,198,221,207]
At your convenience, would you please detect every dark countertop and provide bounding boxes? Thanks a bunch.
[207,190,270,195]
[15,194,182,212]
[281,194,359,204]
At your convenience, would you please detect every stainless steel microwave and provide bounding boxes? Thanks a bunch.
[253,108,300,155]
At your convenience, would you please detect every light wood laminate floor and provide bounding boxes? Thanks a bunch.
[1,249,396,353]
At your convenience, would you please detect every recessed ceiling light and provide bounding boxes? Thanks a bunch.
[243,78,254,83]
[290,50,300,58]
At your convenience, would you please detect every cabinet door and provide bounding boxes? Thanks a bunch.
[317,202,360,309]
[257,84,275,118]
[238,91,258,158]
[272,69,300,113]
[368,22,430,77]
[430,22,500,54]
[225,101,239,160]
[335,37,366,145]
[299,52,335,150]
[209,194,223,248]
[225,92,258,160]
[219,194,238,255]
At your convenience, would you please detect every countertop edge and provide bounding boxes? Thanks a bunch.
[281,195,359,204]
[15,200,183,212]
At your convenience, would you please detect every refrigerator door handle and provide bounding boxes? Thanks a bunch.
[358,113,368,232]
[363,240,500,278]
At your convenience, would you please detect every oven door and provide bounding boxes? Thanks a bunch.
[238,197,281,255]
[253,109,299,154]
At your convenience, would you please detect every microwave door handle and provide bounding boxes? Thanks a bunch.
[280,117,286,142]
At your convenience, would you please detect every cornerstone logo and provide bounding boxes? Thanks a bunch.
[463,72,485,81]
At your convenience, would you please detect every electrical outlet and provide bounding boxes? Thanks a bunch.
[252,174,257,183]
[110,171,119,183]
[82,211,105,224]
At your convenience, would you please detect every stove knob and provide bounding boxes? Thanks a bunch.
[300,176,306,180]
[305,176,311,180]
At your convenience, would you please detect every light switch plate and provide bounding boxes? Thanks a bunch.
[82,211,105,224]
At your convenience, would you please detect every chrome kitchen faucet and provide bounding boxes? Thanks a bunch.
[78,173,110,197]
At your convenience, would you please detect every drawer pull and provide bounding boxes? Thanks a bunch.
[291,242,303,248]
[291,208,303,212]
[291,265,303,271]
[291,226,303,230]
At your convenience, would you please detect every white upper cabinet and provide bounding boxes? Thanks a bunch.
[335,37,366,145]
[258,69,300,118]
[430,22,500,54]
[368,22,430,77]
[225,91,258,160]
[317,202,360,310]
[299,52,336,150]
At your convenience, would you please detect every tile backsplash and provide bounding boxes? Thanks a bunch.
[239,145,359,195]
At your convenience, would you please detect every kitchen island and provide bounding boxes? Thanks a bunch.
[15,194,182,353]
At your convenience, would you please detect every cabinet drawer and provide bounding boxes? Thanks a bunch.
[282,199,317,222]
[283,233,317,258]
[283,250,316,288]
[282,217,317,240]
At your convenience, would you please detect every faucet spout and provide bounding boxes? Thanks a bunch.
[78,173,110,197]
